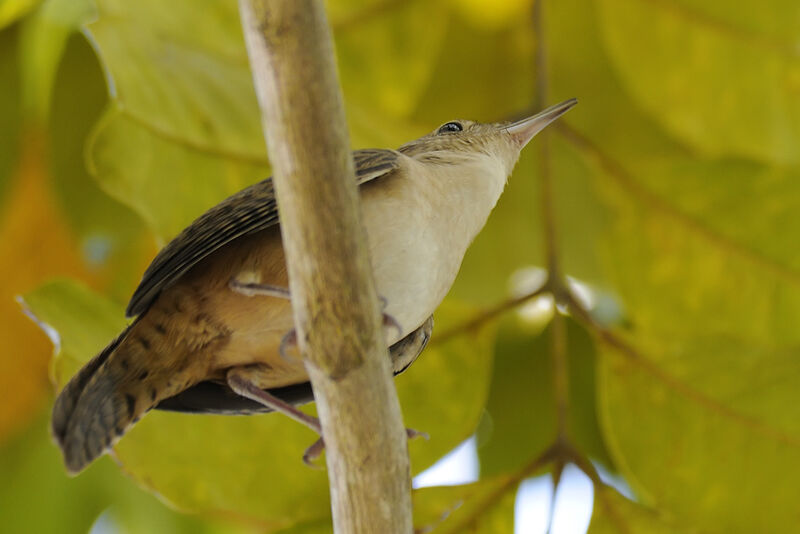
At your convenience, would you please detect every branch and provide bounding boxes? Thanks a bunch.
[238,1,412,532]
[432,283,550,344]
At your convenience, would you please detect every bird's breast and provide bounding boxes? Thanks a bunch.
[360,165,491,342]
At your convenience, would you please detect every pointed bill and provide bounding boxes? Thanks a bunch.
[506,98,578,147]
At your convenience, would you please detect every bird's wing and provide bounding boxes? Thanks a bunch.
[126,149,403,317]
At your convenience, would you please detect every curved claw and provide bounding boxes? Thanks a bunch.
[300,430,425,468]
[279,329,300,364]
[383,313,403,340]
[378,295,402,340]
[406,428,429,441]
[303,437,325,469]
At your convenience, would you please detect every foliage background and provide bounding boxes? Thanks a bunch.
[0,0,798,532]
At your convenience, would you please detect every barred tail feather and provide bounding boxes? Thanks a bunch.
[51,324,133,450]
[51,322,158,474]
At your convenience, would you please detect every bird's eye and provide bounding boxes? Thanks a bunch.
[437,121,463,135]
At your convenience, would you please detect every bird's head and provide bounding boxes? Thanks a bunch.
[399,98,577,176]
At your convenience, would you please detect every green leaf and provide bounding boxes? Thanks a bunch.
[88,106,267,243]
[0,0,38,28]
[83,0,450,242]
[86,0,265,160]
[545,0,800,530]
[81,0,270,242]
[413,476,517,533]
[48,33,148,293]
[17,0,800,529]
[22,280,495,527]
[21,278,128,385]
[403,300,497,473]
[588,486,682,534]
[478,317,554,476]
[0,24,22,206]
[411,9,536,124]
[330,0,450,119]
[271,519,331,534]
[0,413,113,534]
[478,316,612,477]
[18,0,95,120]
[0,411,254,534]
[598,338,800,532]
[423,9,615,302]
[596,0,800,165]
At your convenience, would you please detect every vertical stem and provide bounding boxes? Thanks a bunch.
[238,1,412,532]
[534,0,570,441]
[533,0,560,279]
[551,311,569,437]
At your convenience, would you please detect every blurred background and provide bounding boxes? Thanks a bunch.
[1,0,798,532]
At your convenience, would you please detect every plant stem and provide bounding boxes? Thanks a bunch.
[238,1,412,531]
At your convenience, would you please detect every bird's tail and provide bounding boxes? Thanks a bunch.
[51,320,187,474]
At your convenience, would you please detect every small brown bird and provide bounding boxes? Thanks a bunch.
[52,98,577,474]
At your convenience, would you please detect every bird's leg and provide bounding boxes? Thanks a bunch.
[227,367,321,434]
[227,367,326,468]
[228,279,291,299]
[227,365,428,468]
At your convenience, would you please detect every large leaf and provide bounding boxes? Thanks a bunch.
[48,33,150,297]
[419,8,614,303]
[479,317,612,477]
[86,0,265,160]
[413,476,517,533]
[588,486,681,533]
[0,0,37,28]
[329,0,449,119]
[0,24,21,206]
[597,0,800,165]
[598,337,800,531]
[17,0,94,120]
[21,279,127,385]
[544,0,800,530]
[88,107,267,244]
[0,411,256,534]
[22,280,495,528]
[11,0,800,529]
[83,0,268,242]
[84,0,448,243]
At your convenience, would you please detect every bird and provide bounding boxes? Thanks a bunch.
[51,98,577,474]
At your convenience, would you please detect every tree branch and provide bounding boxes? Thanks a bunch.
[238,1,412,532]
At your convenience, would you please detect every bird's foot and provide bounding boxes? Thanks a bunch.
[405,427,430,441]
[277,297,400,364]
[303,437,325,468]
[279,328,300,364]
[301,426,428,468]
[228,279,291,299]
[382,312,402,340]
[378,295,402,340]
[227,352,429,468]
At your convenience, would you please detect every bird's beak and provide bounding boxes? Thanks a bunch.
[506,98,578,147]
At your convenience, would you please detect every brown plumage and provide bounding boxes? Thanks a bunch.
[52,149,428,474]
[52,100,576,473]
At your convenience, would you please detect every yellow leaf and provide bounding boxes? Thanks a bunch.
[0,0,38,29]
[449,0,532,29]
